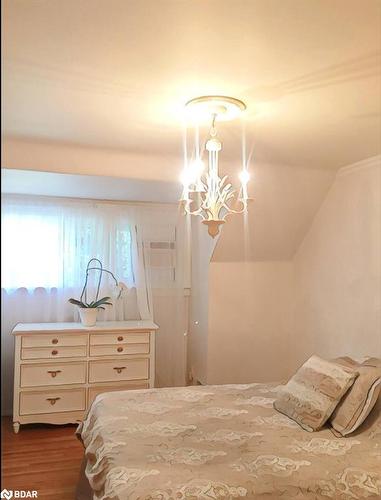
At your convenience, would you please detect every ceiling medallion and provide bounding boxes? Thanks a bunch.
[180,95,251,238]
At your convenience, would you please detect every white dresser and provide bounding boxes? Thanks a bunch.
[12,320,158,433]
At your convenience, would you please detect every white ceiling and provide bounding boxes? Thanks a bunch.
[2,0,381,177]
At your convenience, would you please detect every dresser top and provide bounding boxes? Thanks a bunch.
[12,320,158,335]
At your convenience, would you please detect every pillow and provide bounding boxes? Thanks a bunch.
[363,357,381,368]
[273,355,358,432]
[330,357,381,436]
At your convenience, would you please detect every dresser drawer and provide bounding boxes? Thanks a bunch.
[90,332,149,345]
[88,383,149,406]
[21,346,86,360]
[20,362,86,388]
[22,334,87,348]
[19,388,86,415]
[89,358,149,383]
[90,343,149,357]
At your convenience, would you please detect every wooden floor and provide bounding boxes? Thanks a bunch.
[1,417,84,499]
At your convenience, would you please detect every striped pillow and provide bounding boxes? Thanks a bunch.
[274,355,358,431]
[329,357,381,436]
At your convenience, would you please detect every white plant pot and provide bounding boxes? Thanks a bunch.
[78,308,98,327]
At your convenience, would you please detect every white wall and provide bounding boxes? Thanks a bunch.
[191,163,335,384]
[188,217,217,384]
[294,157,381,361]
[1,168,180,203]
[190,156,381,385]
[208,261,295,384]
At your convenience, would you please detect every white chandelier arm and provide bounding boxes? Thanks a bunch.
[181,196,206,218]
[225,196,249,215]
[186,208,205,217]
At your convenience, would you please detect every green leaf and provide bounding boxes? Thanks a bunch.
[91,296,113,308]
[68,298,86,308]
[69,296,113,308]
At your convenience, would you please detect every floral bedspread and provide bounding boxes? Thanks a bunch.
[77,383,381,500]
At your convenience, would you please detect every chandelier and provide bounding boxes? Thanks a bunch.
[180,95,250,238]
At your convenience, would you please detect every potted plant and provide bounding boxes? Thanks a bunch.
[69,258,126,327]
[68,296,113,327]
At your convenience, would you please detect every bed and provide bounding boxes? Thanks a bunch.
[76,382,381,499]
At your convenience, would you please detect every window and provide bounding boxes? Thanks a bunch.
[1,198,134,291]
[2,211,63,289]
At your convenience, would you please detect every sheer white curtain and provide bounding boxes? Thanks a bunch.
[1,195,189,415]
[2,196,139,322]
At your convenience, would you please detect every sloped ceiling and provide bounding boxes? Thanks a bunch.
[2,0,381,175]
[211,163,335,261]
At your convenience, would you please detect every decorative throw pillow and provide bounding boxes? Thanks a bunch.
[330,357,381,436]
[363,357,381,368]
[273,355,358,432]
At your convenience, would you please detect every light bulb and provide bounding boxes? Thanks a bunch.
[239,169,250,184]
[180,168,192,187]
[180,160,204,187]
[191,159,204,177]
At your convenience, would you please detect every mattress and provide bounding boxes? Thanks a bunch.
[77,382,381,499]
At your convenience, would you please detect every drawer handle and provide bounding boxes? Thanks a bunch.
[46,397,61,405]
[113,366,126,374]
[52,338,59,345]
[47,370,62,378]
[117,347,123,353]
[51,350,58,356]
[117,336,124,342]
